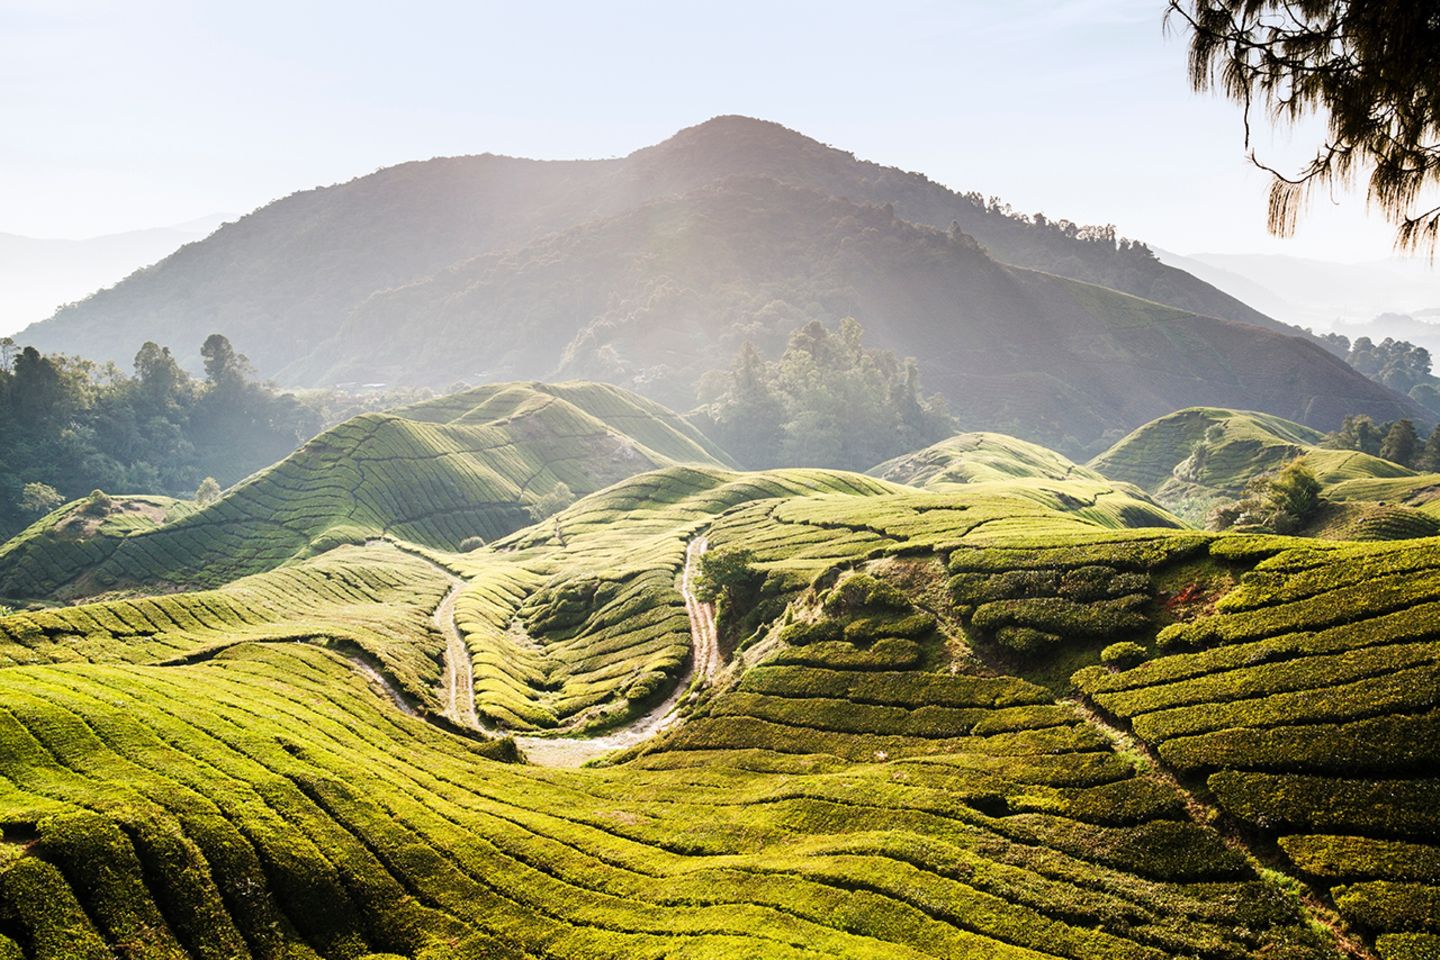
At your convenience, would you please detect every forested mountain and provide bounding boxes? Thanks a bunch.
[19,119,1325,394]
[316,179,1420,451]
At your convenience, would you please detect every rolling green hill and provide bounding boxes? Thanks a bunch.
[0,382,729,603]
[2,447,1436,958]
[868,432,1108,487]
[1090,407,1420,520]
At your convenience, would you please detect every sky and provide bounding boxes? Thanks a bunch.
[0,0,1425,263]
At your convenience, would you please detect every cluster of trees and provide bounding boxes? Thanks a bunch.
[0,334,325,539]
[1210,459,1324,534]
[960,194,1157,258]
[1317,333,1440,410]
[695,318,954,471]
[1326,415,1440,472]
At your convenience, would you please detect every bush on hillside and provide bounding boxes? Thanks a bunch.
[1101,641,1147,669]
[1210,459,1322,533]
[81,489,113,517]
[530,481,576,521]
[19,482,63,516]
[458,536,487,552]
[194,476,222,506]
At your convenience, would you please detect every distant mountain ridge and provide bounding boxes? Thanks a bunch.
[0,214,229,335]
[14,116,1427,448]
[17,117,1289,368]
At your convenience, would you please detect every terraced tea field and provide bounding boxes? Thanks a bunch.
[1091,407,1424,522]
[0,391,1434,959]
[0,382,729,604]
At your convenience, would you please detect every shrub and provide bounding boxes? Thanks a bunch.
[822,573,909,614]
[777,619,843,646]
[81,489,113,517]
[19,482,64,516]
[1101,641,1147,669]
[458,536,487,552]
[994,626,1060,656]
[530,481,576,520]
[194,476,222,506]
[695,548,759,606]
[624,671,667,702]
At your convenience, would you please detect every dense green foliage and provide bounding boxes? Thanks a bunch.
[0,336,323,542]
[695,318,953,470]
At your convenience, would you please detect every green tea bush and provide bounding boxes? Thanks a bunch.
[778,619,843,646]
[1100,641,1147,669]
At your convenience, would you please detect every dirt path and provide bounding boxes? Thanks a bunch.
[363,538,481,731]
[344,652,419,717]
[517,536,717,767]
[434,581,481,729]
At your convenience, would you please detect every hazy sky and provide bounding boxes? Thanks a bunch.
[0,0,1422,261]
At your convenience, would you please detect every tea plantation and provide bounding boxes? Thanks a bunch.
[0,390,1433,959]
[0,382,729,603]
[1091,407,1419,521]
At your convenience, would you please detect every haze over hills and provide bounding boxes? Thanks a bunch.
[0,215,230,336]
[18,118,1286,378]
[1156,248,1440,343]
[16,119,1426,452]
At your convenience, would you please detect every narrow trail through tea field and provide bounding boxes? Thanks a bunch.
[435,580,481,729]
[517,536,718,767]
[367,534,718,765]
[363,538,480,731]
[1067,694,1377,960]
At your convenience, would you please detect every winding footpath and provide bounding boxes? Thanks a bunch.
[358,535,717,766]
[362,538,482,731]
[434,581,482,729]
[516,536,718,767]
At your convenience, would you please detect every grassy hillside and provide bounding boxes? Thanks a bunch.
[19,117,1286,382]
[869,432,1108,486]
[1090,407,1419,520]
[5,454,1438,957]
[0,382,728,602]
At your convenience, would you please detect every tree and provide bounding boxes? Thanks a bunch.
[695,547,760,610]
[703,319,954,471]
[1379,418,1419,467]
[531,481,575,521]
[19,482,63,516]
[1210,458,1323,533]
[201,334,252,387]
[1419,424,1440,473]
[1327,414,1385,456]
[11,347,64,428]
[1265,459,1323,529]
[1170,1,1440,251]
[82,489,113,517]
[194,476,222,505]
[134,342,188,406]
